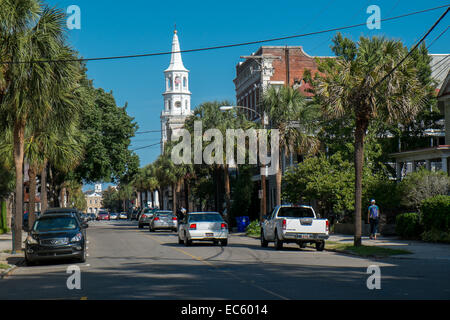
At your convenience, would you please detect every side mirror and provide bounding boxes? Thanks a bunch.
[82,223,89,229]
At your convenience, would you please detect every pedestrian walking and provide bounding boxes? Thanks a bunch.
[368,199,380,240]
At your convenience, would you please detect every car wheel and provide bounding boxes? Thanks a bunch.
[78,249,86,263]
[220,239,228,247]
[316,241,325,252]
[178,236,184,245]
[274,230,283,250]
[184,233,192,247]
[25,254,36,267]
[260,229,268,248]
[138,224,143,229]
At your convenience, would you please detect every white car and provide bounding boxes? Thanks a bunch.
[119,212,128,220]
[178,212,228,246]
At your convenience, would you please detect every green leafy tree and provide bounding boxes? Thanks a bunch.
[399,170,450,210]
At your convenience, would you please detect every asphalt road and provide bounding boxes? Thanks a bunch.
[0,220,449,300]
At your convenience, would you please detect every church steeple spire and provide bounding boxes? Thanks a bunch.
[165,27,187,72]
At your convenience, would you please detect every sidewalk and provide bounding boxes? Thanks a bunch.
[328,234,450,260]
[0,232,26,278]
[238,231,450,260]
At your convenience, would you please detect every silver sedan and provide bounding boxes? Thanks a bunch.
[178,212,228,246]
[149,211,177,232]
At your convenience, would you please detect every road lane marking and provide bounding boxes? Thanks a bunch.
[145,234,289,300]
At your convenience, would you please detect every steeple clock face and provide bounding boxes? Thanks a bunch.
[175,101,181,108]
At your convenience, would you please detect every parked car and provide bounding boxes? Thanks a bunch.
[24,213,88,265]
[88,213,96,221]
[97,210,110,221]
[119,212,128,220]
[149,210,177,232]
[178,212,228,246]
[138,208,156,229]
[109,212,118,220]
[260,205,329,251]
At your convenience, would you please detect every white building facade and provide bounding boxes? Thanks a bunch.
[161,29,192,153]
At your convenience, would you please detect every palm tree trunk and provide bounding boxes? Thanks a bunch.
[276,161,282,207]
[184,180,190,212]
[40,159,48,213]
[354,121,367,247]
[13,122,25,252]
[60,185,66,208]
[172,183,177,215]
[28,165,38,231]
[223,165,231,224]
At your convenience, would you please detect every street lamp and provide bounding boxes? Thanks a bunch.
[219,105,268,224]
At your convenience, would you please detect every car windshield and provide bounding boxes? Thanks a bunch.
[156,211,172,215]
[189,213,223,222]
[144,208,153,213]
[277,207,315,218]
[33,217,78,232]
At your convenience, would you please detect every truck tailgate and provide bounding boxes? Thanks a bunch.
[285,218,328,234]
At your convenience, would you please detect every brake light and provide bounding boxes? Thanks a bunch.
[221,223,227,229]
[189,223,197,230]
[154,217,160,221]
[282,219,287,230]
[326,220,329,232]
[172,217,177,221]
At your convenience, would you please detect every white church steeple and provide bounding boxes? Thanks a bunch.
[161,28,192,153]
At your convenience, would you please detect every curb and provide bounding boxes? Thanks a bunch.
[0,264,18,279]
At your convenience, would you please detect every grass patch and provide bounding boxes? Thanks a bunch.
[1,250,12,254]
[0,263,11,270]
[245,220,261,238]
[326,241,412,257]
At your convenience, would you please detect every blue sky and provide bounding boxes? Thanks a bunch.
[47,0,449,175]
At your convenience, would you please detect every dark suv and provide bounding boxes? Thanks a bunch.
[25,213,88,265]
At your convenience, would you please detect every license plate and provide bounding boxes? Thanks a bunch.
[298,234,310,239]
[205,233,214,237]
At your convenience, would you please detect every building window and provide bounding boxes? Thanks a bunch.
[183,77,187,88]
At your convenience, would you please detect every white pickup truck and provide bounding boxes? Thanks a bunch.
[261,205,329,251]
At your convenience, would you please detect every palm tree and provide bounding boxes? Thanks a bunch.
[0,1,82,250]
[25,121,84,227]
[263,85,321,207]
[184,101,251,217]
[309,34,428,246]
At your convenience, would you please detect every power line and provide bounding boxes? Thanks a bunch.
[426,25,449,50]
[132,141,162,151]
[135,130,163,134]
[372,7,449,90]
[431,54,450,70]
[2,4,449,65]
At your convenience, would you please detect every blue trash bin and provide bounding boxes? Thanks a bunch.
[236,216,250,232]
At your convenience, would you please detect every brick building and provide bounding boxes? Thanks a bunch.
[233,46,331,217]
